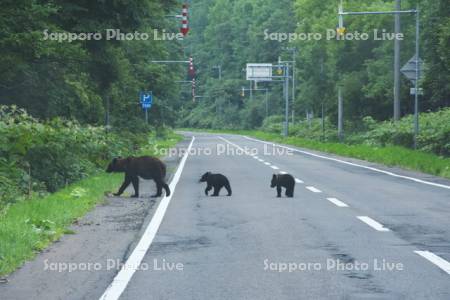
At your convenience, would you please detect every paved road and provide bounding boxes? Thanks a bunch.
[108,132,450,300]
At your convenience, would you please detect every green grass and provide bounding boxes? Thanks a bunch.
[179,128,450,180]
[0,132,182,276]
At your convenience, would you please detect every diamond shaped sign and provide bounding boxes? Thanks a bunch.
[401,55,424,84]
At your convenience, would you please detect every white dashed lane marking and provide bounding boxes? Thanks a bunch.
[306,186,322,193]
[270,166,279,170]
[357,216,390,232]
[414,251,450,275]
[327,197,349,207]
[295,178,304,184]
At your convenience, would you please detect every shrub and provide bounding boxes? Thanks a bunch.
[0,105,151,209]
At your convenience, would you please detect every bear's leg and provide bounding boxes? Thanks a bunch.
[205,184,212,196]
[286,186,294,198]
[162,182,171,196]
[224,182,232,196]
[151,179,163,197]
[115,174,132,196]
[212,185,222,196]
[131,176,139,198]
[276,185,282,197]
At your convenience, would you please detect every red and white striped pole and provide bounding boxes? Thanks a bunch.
[180,4,189,36]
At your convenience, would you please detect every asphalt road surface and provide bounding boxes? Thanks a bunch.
[2,132,450,300]
[105,132,450,300]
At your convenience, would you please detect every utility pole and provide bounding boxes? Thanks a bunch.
[413,7,420,149]
[284,63,290,137]
[394,0,401,121]
[283,47,297,124]
[338,86,343,141]
[320,59,325,141]
[292,50,296,124]
[338,3,420,147]
[105,95,110,133]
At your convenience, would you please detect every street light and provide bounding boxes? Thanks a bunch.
[338,3,421,148]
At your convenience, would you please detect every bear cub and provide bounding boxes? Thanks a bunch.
[271,173,295,198]
[199,172,232,196]
[106,156,170,198]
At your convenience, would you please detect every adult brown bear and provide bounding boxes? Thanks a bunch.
[106,156,170,198]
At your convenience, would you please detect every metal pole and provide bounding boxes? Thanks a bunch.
[218,66,222,80]
[338,87,343,141]
[413,7,420,149]
[322,102,325,141]
[250,81,253,101]
[105,95,110,133]
[292,50,296,124]
[145,108,148,124]
[320,59,324,141]
[394,0,401,121]
[284,64,290,137]
[265,89,269,118]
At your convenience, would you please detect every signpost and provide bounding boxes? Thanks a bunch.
[246,64,273,82]
[246,62,290,136]
[140,91,153,123]
[401,55,423,85]
[401,54,424,148]
[338,2,421,148]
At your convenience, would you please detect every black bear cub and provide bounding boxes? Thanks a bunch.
[271,173,295,198]
[199,172,232,196]
[106,156,170,198]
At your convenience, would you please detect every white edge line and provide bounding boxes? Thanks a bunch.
[357,216,390,232]
[306,186,322,193]
[99,136,196,300]
[243,136,450,190]
[264,162,271,166]
[327,197,349,207]
[414,251,450,275]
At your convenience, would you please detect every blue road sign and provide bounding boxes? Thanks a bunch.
[140,91,153,110]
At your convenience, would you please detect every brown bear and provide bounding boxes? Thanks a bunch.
[271,173,295,198]
[106,156,170,198]
[199,172,232,196]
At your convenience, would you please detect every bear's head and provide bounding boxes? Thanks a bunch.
[106,157,128,173]
[270,174,278,188]
[199,172,211,183]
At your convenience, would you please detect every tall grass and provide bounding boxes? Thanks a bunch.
[0,132,182,276]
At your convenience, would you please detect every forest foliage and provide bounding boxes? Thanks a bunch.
[179,0,450,135]
[0,0,185,128]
